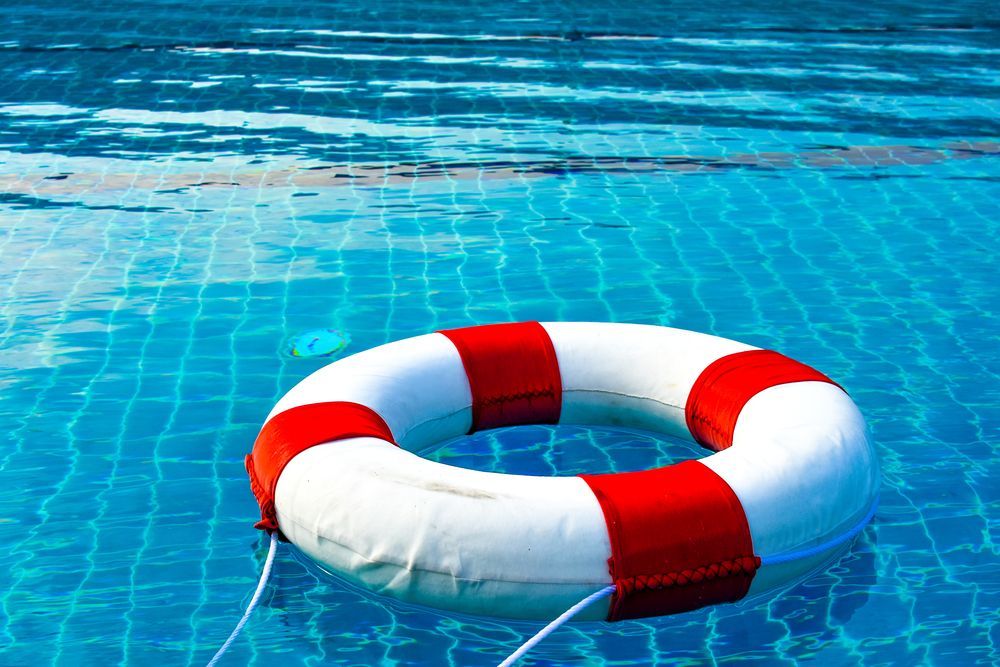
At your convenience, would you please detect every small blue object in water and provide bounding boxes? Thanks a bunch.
[288,329,350,358]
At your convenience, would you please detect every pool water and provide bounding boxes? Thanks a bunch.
[0,1,997,665]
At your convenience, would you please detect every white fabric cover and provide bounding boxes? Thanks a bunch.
[270,322,879,620]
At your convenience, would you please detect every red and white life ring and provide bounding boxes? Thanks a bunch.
[245,322,878,621]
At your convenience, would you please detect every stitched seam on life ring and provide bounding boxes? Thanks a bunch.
[615,555,761,594]
[478,387,557,406]
[352,391,687,448]
[561,389,685,412]
[398,407,471,446]
[401,391,675,444]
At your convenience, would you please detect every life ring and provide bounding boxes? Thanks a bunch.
[245,322,878,621]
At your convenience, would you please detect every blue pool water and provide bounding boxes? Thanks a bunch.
[0,1,997,664]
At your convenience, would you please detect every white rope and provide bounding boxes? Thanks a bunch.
[497,585,616,667]
[206,532,279,667]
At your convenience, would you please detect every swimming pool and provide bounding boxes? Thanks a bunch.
[0,0,997,664]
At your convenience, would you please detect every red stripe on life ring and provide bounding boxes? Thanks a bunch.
[439,322,562,432]
[246,401,395,534]
[685,349,843,451]
[580,460,759,621]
